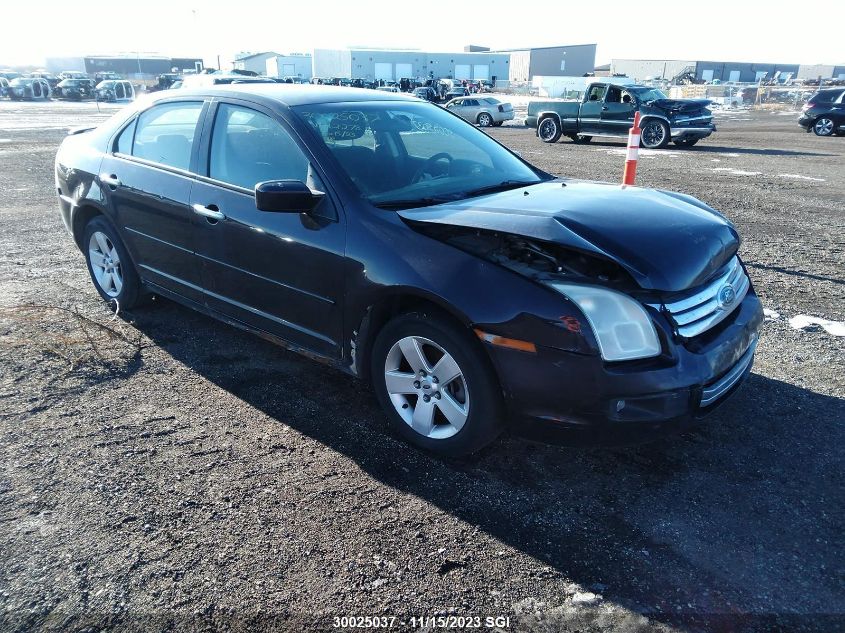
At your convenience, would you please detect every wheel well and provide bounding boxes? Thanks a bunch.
[355,294,472,382]
[71,205,103,249]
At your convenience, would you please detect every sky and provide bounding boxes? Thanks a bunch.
[1,0,842,69]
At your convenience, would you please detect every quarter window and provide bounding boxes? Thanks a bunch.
[115,118,136,154]
[209,104,312,190]
[131,101,203,170]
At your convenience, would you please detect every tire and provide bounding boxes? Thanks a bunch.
[812,117,835,137]
[571,135,592,144]
[371,312,505,456]
[640,119,670,149]
[537,116,562,143]
[82,216,144,311]
[673,138,699,148]
[477,112,493,127]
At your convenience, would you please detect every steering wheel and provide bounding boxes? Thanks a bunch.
[411,152,454,184]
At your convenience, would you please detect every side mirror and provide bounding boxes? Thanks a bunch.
[255,180,324,213]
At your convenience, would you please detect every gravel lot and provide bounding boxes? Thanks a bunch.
[0,100,843,633]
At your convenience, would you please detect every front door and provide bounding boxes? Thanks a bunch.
[190,101,346,358]
[599,85,637,135]
[99,99,208,303]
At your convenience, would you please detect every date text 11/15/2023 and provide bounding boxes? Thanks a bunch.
[332,615,512,628]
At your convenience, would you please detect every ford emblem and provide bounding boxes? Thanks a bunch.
[717,283,736,309]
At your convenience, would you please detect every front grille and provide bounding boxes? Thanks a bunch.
[647,256,750,338]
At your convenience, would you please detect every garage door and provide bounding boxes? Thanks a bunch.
[395,63,413,79]
[282,64,296,76]
[454,64,471,80]
[374,63,392,80]
[473,65,489,80]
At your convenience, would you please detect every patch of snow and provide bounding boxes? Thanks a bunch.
[788,315,845,337]
[764,308,781,320]
[0,138,11,143]
[777,174,825,182]
[711,167,761,176]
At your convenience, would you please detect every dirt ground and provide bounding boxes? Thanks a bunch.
[0,100,843,633]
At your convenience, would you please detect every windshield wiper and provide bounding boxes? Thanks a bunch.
[460,180,538,198]
[373,196,457,210]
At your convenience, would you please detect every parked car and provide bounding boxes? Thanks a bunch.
[28,71,60,89]
[445,96,514,127]
[0,77,8,98]
[54,78,97,100]
[55,85,762,456]
[58,71,88,80]
[376,85,399,93]
[0,70,22,81]
[798,88,845,136]
[526,83,716,148]
[411,86,438,102]
[95,80,135,102]
[95,72,122,83]
[178,74,276,89]
[444,88,469,100]
[8,77,51,100]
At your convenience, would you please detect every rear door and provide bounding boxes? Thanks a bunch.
[579,84,607,134]
[189,99,346,357]
[99,99,208,303]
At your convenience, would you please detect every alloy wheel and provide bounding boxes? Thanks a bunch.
[538,118,557,141]
[641,121,666,148]
[814,118,834,136]
[479,113,492,127]
[88,231,123,297]
[383,336,470,439]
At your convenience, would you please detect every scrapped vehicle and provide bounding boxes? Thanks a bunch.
[412,86,438,102]
[95,80,135,102]
[8,77,50,100]
[55,85,762,456]
[54,78,97,100]
[376,85,400,93]
[798,88,845,136]
[59,71,88,80]
[178,74,276,89]
[0,77,8,98]
[0,70,22,81]
[95,71,122,83]
[444,88,469,100]
[527,83,716,148]
[445,96,514,127]
[28,72,60,89]
[150,73,182,92]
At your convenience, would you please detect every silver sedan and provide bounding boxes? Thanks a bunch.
[444,96,515,127]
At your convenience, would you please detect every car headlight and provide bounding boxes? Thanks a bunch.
[549,283,661,361]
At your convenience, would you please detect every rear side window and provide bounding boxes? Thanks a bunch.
[132,101,203,170]
[809,89,843,104]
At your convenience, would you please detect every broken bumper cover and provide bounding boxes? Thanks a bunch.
[483,290,763,443]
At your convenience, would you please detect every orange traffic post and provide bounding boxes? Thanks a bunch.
[622,111,641,186]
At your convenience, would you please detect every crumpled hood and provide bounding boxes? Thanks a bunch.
[649,98,712,112]
[398,180,740,292]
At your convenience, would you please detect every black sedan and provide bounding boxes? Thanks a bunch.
[54,78,96,100]
[798,88,845,136]
[55,85,762,455]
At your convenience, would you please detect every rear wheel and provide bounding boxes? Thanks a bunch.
[477,112,493,127]
[813,117,835,136]
[371,312,504,456]
[640,119,670,149]
[83,216,143,310]
[537,116,562,143]
[673,138,699,147]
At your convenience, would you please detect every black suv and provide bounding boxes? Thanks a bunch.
[798,88,845,136]
[55,85,762,455]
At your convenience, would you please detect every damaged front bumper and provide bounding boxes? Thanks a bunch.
[670,125,716,140]
[481,290,763,444]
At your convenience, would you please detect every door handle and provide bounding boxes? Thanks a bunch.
[192,203,226,222]
[601,106,609,111]
[100,173,121,188]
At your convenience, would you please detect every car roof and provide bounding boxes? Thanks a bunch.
[172,83,417,106]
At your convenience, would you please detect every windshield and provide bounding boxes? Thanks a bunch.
[294,101,545,207]
[634,88,667,102]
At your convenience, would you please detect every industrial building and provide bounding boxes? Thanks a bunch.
[265,54,313,80]
[611,58,845,83]
[310,44,596,83]
[45,54,203,78]
[233,52,281,75]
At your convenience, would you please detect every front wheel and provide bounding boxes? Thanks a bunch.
[640,119,670,149]
[477,112,493,127]
[371,312,505,456]
[813,117,835,136]
[537,116,562,143]
[83,216,144,310]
